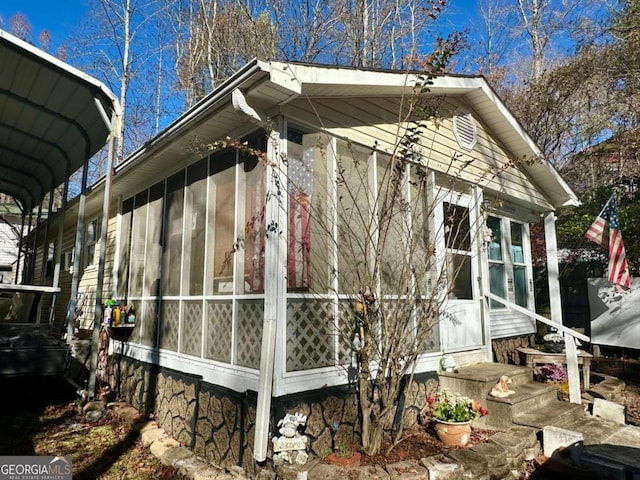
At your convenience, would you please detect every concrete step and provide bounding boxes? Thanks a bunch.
[489,382,559,415]
[439,363,533,403]
[513,401,585,429]
[478,382,560,430]
[560,415,627,445]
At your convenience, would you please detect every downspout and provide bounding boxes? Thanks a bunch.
[232,88,280,463]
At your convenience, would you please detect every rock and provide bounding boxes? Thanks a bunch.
[592,398,626,425]
[385,460,428,480]
[420,455,463,480]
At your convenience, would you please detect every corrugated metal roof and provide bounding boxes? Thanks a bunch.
[0,28,119,212]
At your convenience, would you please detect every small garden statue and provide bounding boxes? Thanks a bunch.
[272,412,309,466]
[489,375,516,398]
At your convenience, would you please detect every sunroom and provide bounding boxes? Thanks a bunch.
[113,125,483,393]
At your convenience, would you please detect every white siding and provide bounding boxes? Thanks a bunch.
[281,97,553,210]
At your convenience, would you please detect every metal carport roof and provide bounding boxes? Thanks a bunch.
[0,28,119,211]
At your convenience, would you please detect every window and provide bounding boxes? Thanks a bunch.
[444,202,472,300]
[162,172,185,296]
[117,198,133,298]
[487,216,530,309]
[511,222,528,307]
[45,241,54,277]
[336,138,372,295]
[84,218,99,269]
[183,160,208,295]
[207,151,236,295]
[286,129,330,292]
[242,142,267,293]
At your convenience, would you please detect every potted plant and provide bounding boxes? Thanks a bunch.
[423,390,489,447]
[326,442,361,468]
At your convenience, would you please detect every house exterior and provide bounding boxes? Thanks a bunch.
[29,60,578,470]
[0,195,20,283]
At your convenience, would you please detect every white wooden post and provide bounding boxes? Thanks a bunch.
[474,186,493,362]
[544,212,580,403]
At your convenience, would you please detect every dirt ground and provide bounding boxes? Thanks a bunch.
[1,361,639,480]
[0,376,176,480]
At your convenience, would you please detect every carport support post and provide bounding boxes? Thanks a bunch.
[544,211,580,403]
[14,212,26,284]
[87,118,118,398]
[66,163,89,344]
[49,181,69,327]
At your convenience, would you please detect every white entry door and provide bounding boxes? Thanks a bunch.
[435,192,483,353]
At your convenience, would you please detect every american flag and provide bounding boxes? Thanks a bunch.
[585,195,631,289]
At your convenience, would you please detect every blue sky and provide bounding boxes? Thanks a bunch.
[1,0,88,46]
[1,0,477,48]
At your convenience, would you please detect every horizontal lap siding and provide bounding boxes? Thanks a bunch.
[0,222,17,266]
[490,311,536,339]
[282,97,551,209]
[103,207,119,297]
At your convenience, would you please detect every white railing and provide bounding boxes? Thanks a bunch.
[485,292,589,404]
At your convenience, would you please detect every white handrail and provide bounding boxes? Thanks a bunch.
[485,292,590,342]
[485,291,587,404]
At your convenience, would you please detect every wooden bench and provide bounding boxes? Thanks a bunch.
[517,347,593,390]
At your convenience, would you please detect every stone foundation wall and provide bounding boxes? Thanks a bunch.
[273,374,438,459]
[108,355,438,472]
[492,334,535,364]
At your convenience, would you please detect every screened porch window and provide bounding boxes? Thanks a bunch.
[444,202,472,300]
[286,130,330,292]
[487,216,530,309]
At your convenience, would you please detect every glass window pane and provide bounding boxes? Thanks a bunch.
[162,171,185,296]
[487,216,502,261]
[286,131,329,292]
[243,139,267,293]
[489,263,505,308]
[444,202,470,251]
[409,168,436,296]
[130,191,148,296]
[510,222,525,263]
[448,253,472,299]
[144,182,164,297]
[117,198,133,298]
[208,151,236,295]
[184,159,208,295]
[378,153,408,293]
[514,265,528,307]
[336,138,372,294]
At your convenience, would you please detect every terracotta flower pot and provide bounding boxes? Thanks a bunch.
[434,420,472,447]
[326,451,361,468]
